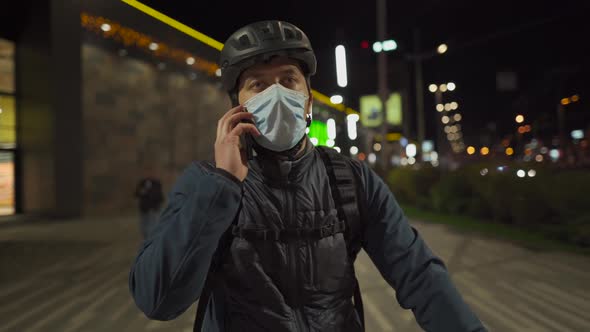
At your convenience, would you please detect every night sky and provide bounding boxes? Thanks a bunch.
[140,0,589,145]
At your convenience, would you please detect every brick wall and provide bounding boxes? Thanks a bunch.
[82,44,230,215]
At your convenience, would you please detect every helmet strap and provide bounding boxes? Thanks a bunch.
[230,91,239,107]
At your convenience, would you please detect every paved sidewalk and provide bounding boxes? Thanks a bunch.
[0,215,589,331]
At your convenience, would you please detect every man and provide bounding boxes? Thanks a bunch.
[129,21,486,331]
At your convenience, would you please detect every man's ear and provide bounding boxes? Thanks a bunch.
[306,93,314,116]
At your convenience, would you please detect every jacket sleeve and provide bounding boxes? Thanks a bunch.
[359,163,486,332]
[129,162,243,320]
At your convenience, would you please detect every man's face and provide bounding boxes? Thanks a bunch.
[237,57,313,116]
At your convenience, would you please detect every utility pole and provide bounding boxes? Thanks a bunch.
[414,29,425,158]
[377,0,388,171]
[434,90,445,169]
[557,103,566,147]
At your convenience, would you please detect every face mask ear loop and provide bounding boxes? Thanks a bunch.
[306,114,312,127]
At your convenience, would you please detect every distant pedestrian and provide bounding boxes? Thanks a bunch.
[134,171,164,239]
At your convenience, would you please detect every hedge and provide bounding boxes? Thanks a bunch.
[386,163,590,248]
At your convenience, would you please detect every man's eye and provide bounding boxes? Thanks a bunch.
[283,77,297,85]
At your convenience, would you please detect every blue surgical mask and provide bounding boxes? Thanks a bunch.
[244,84,309,152]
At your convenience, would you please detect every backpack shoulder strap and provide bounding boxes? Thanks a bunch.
[316,146,366,331]
[316,146,365,257]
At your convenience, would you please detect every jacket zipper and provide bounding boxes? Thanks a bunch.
[284,182,307,332]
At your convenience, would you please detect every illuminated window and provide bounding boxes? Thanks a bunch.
[0,152,14,215]
[0,38,15,216]
[0,96,16,146]
[0,38,14,93]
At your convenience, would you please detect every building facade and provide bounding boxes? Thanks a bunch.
[0,0,354,219]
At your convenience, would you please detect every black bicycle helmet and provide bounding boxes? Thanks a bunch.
[219,20,317,102]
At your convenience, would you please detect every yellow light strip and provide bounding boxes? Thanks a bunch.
[120,0,224,51]
[120,0,359,115]
[80,13,218,77]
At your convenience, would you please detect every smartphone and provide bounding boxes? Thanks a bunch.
[240,107,254,160]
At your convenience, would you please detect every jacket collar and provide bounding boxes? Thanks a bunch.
[249,137,315,183]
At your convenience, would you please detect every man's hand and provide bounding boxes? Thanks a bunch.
[214,105,260,182]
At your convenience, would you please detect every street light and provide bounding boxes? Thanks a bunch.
[406,143,417,158]
[382,40,398,51]
[437,43,448,54]
[372,39,397,53]
[372,42,383,53]
[428,84,438,93]
[557,94,580,144]
[347,113,360,122]
[439,84,448,92]
[515,114,524,123]
[330,95,343,104]
[347,114,358,140]
[571,129,584,140]
[447,82,456,91]
[327,118,337,140]
[335,45,348,88]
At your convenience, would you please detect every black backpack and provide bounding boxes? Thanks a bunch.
[194,146,366,331]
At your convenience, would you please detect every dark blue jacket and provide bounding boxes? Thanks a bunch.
[129,145,486,331]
